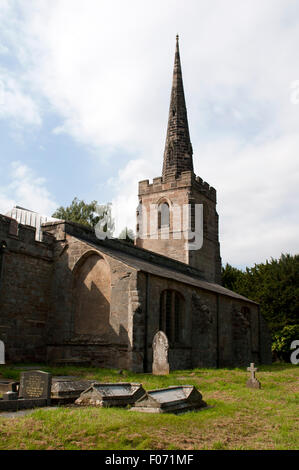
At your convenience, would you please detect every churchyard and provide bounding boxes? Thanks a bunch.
[0,363,298,450]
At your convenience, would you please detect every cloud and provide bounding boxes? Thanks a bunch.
[0,69,41,126]
[0,161,57,216]
[0,0,298,265]
[108,158,156,236]
[199,134,299,267]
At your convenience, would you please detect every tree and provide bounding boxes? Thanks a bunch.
[118,227,135,244]
[222,254,299,361]
[52,198,104,228]
[272,325,299,362]
[221,263,243,291]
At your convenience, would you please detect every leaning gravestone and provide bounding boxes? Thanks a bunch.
[0,340,4,364]
[152,331,169,375]
[246,363,261,389]
[131,385,207,414]
[19,370,52,404]
[75,383,146,408]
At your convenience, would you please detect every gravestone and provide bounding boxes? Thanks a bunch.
[152,331,169,375]
[0,370,52,412]
[51,377,93,403]
[0,381,19,394]
[19,370,52,404]
[75,382,146,407]
[3,391,18,401]
[0,340,4,364]
[246,363,261,389]
[131,385,207,414]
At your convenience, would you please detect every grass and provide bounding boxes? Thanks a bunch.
[0,363,298,450]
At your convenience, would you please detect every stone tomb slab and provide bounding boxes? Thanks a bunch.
[131,385,207,414]
[0,380,19,394]
[75,383,146,408]
[51,377,94,403]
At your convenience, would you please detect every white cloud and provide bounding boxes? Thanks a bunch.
[0,161,57,216]
[0,69,41,126]
[199,134,299,266]
[0,0,298,265]
[109,158,155,236]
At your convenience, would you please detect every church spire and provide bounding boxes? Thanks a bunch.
[162,35,194,180]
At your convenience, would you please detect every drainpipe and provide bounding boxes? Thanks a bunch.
[216,294,220,368]
[0,241,7,289]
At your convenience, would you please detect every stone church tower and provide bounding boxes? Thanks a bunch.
[136,36,222,284]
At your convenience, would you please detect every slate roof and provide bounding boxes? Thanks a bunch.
[76,235,258,305]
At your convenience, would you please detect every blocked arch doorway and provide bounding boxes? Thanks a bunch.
[73,253,111,336]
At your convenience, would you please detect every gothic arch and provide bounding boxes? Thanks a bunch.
[72,251,111,337]
[156,197,172,230]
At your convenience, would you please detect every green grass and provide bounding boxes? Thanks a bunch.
[0,363,298,450]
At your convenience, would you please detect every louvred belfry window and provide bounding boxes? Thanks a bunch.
[158,202,170,229]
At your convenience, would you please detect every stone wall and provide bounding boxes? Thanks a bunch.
[42,222,138,369]
[0,216,271,369]
[137,170,221,284]
[0,215,54,362]
[137,271,271,372]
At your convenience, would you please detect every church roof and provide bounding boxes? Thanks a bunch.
[162,35,194,180]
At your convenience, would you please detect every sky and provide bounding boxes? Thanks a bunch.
[0,0,298,268]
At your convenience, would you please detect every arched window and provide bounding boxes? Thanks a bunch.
[241,306,251,321]
[158,202,170,229]
[159,289,184,344]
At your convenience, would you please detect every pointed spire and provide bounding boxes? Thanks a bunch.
[162,35,194,180]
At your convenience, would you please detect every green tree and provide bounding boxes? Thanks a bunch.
[272,325,299,362]
[52,197,104,228]
[118,227,135,244]
[222,254,299,361]
[221,263,243,291]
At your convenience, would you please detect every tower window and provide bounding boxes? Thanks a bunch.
[159,289,184,344]
[158,202,170,229]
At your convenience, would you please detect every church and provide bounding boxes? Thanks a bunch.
[0,37,272,371]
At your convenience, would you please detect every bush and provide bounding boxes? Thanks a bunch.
[272,325,299,362]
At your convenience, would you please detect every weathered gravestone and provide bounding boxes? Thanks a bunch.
[19,370,52,404]
[0,370,52,412]
[246,363,261,389]
[0,340,4,364]
[131,385,207,414]
[75,383,146,407]
[51,377,93,404]
[152,331,169,375]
